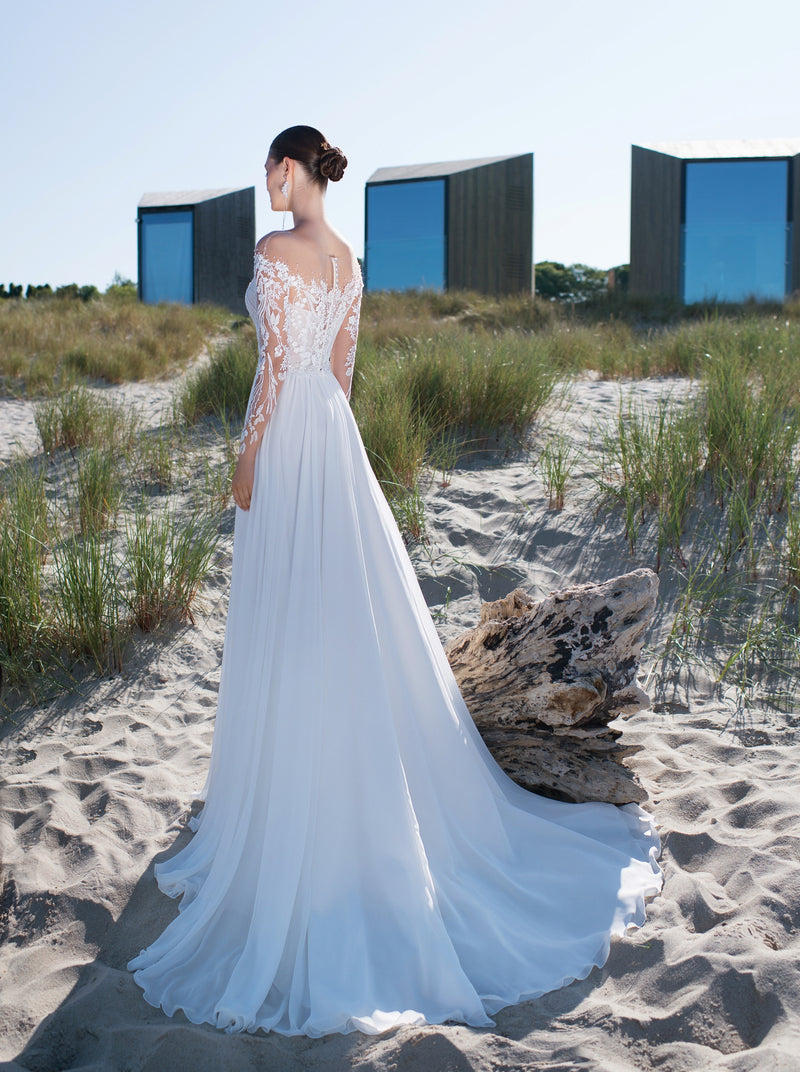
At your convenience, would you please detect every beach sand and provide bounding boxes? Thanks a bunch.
[1,372,798,1071]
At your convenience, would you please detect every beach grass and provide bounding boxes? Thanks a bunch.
[597,397,705,565]
[0,462,52,686]
[52,527,128,674]
[125,501,221,633]
[75,447,124,533]
[0,405,224,703]
[0,293,231,394]
[177,330,257,425]
[34,386,141,454]
[538,430,580,511]
[4,289,800,709]
[133,424,179,491]
[590,335,800,706]
[178,322,559,533]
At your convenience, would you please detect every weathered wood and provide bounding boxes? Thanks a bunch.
[445,569,658,805]
[629,145,682,300]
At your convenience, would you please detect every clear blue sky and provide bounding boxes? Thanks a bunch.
[2,0,798,289]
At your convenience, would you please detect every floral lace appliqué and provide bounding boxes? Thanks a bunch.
[344,307,360,381]
[239,256,290,453]
[238,253,363,455]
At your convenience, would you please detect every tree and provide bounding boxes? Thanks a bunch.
[535,261,609,302]
[534,262,575,301]
[26,284,53,300]
[105,272,138,302]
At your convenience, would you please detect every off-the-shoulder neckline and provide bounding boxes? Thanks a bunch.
[253,250,362,297]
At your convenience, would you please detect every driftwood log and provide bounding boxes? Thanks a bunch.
[444,568,658,805]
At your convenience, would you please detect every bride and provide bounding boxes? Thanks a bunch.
[127,125,663,1038]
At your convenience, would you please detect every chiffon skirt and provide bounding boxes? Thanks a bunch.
[127,365,663,1037]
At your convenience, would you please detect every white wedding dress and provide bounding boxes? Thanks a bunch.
[127,243,663,1038]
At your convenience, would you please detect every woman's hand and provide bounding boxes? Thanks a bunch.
[232,449,256,511]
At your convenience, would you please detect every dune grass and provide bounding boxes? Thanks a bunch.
[4,288,800,709]
[357,289,800,376]
[597,340,800,566]
[0,412,225,705]
[75,447,124,533]
[589,329,800,706]
[124,500,220,633]
[538,431,579,511]
[133,424,179,491]
[34,385,141,454]
[178,323,559,527]
[52,527,128,674]
[0,464,52,686]
[166,290,800,570]
[0,294,231,394]
[178,331,258,426]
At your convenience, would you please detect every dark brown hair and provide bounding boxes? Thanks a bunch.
[268,125,348,187]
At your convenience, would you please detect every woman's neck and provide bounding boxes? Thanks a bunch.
[290,188,327,232]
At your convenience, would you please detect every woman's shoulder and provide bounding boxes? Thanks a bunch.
[255,230,358,276]
[322,227,358,268]
[254,231,296,262]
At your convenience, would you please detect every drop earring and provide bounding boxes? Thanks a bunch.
[281,178,289,229]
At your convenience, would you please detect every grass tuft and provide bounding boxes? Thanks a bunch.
[35,387,140,454]
[52,528,127,674]
[178,333,257,425]
[539,432,578,511]
[76,448,123,533]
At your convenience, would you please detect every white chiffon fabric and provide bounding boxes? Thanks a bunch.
[127,247,663,1038]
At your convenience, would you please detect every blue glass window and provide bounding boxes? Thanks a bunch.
[141,211,193,304]
[682,160,790,303]
[366,180,446,291]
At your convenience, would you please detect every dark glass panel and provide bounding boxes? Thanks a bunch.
[366,180,446,290]
[682,160,789,303]
[141,210,193,304]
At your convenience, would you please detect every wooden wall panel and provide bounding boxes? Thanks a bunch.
[194,188,255,314]
[792,154,800,297]
[448,154,533,295]
[629,146,682,299]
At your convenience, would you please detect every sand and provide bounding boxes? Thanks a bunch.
[1,372,799,1071]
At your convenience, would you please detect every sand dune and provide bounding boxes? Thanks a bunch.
[1,373,798,1071]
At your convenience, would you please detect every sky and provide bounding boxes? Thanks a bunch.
[1,0,799,290]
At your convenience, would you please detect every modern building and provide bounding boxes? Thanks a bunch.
[137,187,255,313]
[364,154,533,295]
[630,139,800,303]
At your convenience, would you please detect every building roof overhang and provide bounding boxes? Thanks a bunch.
[138,187,251,209]
[367,153,531,184]
[634,138,800,160]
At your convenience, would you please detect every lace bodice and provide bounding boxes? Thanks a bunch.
[239,248,363,454]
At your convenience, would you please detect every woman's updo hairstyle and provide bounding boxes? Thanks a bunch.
[269,125,348,188]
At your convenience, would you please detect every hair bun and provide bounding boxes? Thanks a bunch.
[319,145,347,182]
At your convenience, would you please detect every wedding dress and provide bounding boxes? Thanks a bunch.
[127,242,663,1038]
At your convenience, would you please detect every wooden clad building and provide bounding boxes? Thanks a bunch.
[630,140,800,303]
[365,154,534,295]
[137,187,255,314]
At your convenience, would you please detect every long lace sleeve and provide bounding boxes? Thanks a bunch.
[329,282,362,402]
[238,252,290,455]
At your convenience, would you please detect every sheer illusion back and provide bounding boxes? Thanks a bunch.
[240,242,362,452]
[127,234,663,1039]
